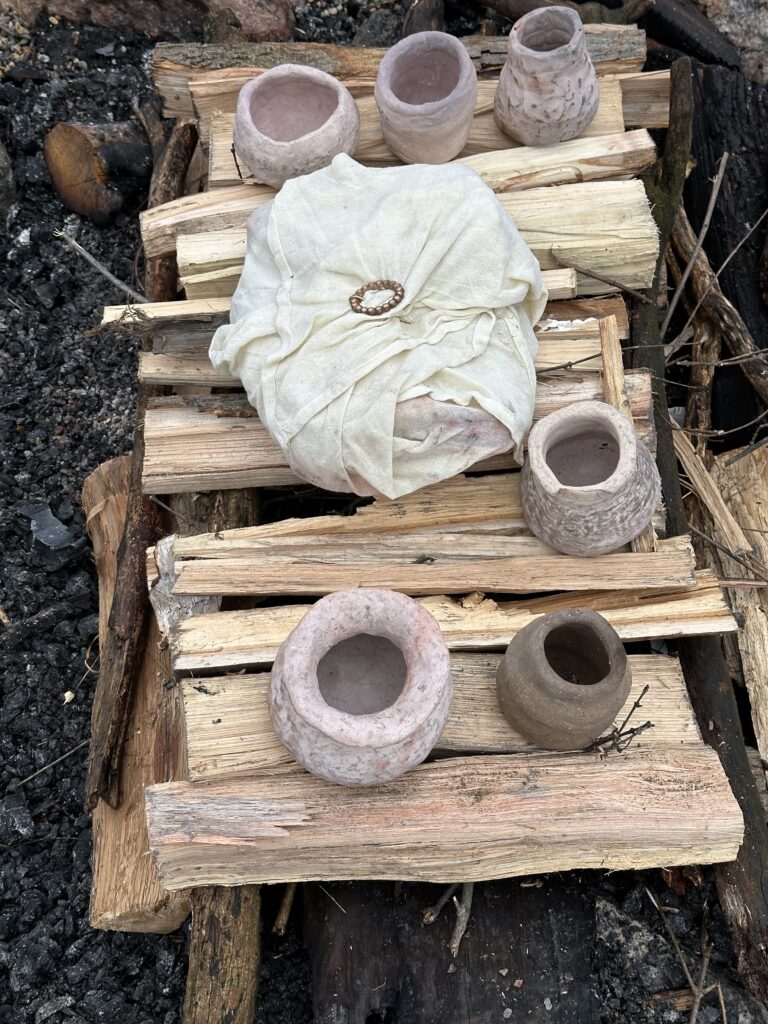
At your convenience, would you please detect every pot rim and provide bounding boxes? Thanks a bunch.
[509,5,584,61]
[274,588,452,748]
[236,64,352,150]
[374,30,477,117]
[526,399,638,498]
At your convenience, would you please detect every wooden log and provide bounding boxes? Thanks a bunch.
[642,0,741,68]
[670,206,768,411]
[169,568,735,674]
[144,120,199,303]
[182,886,261,1024]
[43,120,153,224]
[303,876,599,1024]
[206,91,637,186]
[711,447,768,762]
[83,457,190,933]
[151,28,646,120]
[139,370,654,494]
[145,747,743,889]
[612,69,670,128]
[140,179,660,298]
[182,653,699,781]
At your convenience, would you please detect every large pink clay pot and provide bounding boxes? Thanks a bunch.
[233,64,360,188]
[494,6,599,147]
[374,30,478,164]
[269,588,453,786]
[520,400,661,556]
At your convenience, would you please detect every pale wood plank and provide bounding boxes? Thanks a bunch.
[182,653,700,782]
[140,370,654,494]
[145,747,743,888]
[609,70,670,129]
[139,180,659,298]
[169,569,736,674]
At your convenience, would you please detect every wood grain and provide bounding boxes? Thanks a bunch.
[145,748,743,888]
[169,569,735,674]
[182,653,700,781]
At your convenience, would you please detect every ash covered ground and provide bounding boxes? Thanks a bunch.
[0,6,766,1023]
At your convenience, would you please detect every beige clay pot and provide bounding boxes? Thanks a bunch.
[269,588,452,786]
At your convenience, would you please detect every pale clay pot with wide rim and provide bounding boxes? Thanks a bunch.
[496,608,632,750]
[520,399,661,556]
[494,6,599,147]
[233,64,360,189]
[269,588,453,786]
[374,30,478,164]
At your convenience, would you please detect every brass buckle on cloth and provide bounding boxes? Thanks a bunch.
[349,279,405,316]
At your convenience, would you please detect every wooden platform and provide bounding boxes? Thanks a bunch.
[131,27,742,897]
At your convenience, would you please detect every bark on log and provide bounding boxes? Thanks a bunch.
[641,0,740,68]
[144,120,199,303]
[43,121,152,224]
[632,55,768,1005]
[482,0,651,25]
[182,886,261,1024]
[303,878,599,1023]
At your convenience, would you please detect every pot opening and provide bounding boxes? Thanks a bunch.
[518,8,578,52]
[317,633,407,715]
[390,44,462,105]
[249,77,339,143]
[544,623,610,685]
[545,418,620,487]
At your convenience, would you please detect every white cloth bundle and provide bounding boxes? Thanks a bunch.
[209,154,547,498]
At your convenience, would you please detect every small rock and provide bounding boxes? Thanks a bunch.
[502,1010,513,1020]
[353,10,402,47]
[206,0,294,41]
[36,995,75,1024]
[0,790,35,844]
[499,968,509,977]
[447,962,457,974]
[544,997,553,1011]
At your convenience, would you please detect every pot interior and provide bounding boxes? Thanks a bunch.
[390,44,461,105]
[518,8,578,52]
[544,622,610,686]
[249,77,339,142]
[544,418,621,487]
[317,633,407,715]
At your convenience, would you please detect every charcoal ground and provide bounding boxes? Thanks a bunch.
[0,8,766,1024]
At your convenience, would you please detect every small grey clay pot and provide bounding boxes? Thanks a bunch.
[494,5,599,147]
[233,65,360,189]
[496,608,632,750]
[269,588,452,786]
[374,31,478,163]
[520,400,661,556]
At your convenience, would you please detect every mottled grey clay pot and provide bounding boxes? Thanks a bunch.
[496,608,632,750]
[374,31,478,163]
[269,588,452,786]
[233,65,360,188]
[520,400,661,556]
[494,6,599,147]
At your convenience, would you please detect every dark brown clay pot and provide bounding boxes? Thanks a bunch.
[495,608,632,750]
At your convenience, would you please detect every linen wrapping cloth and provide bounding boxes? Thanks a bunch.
[209,154,548,499]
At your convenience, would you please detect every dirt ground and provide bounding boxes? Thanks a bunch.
[1,6,768,1023]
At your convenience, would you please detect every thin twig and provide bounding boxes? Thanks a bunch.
[449,882,474,958]
[423,882,459,925]
[317,884,347,915]
[273,882,297,936]
[148,495,206,533]
[54,230,147,304]
[646,887,697,990]
[688,903,714,1024]
[587,685,654,755]
[687,523,768,583]
[661,153,729,338]
[550,251,654,305]
[12,739,89,791]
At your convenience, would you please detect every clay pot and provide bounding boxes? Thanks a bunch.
[233,65,360,188]
[374,31,478,163]
[269,588,452,786]
[496,608,632,750]
[494,6,599,147]
[520,400,661,556]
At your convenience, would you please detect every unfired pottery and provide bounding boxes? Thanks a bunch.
[520,400,661,556]
[233,65,360,188]
[269,588,452,785]
[494,6,599,147]
[374,31,478,163]
[496,608,632,750]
